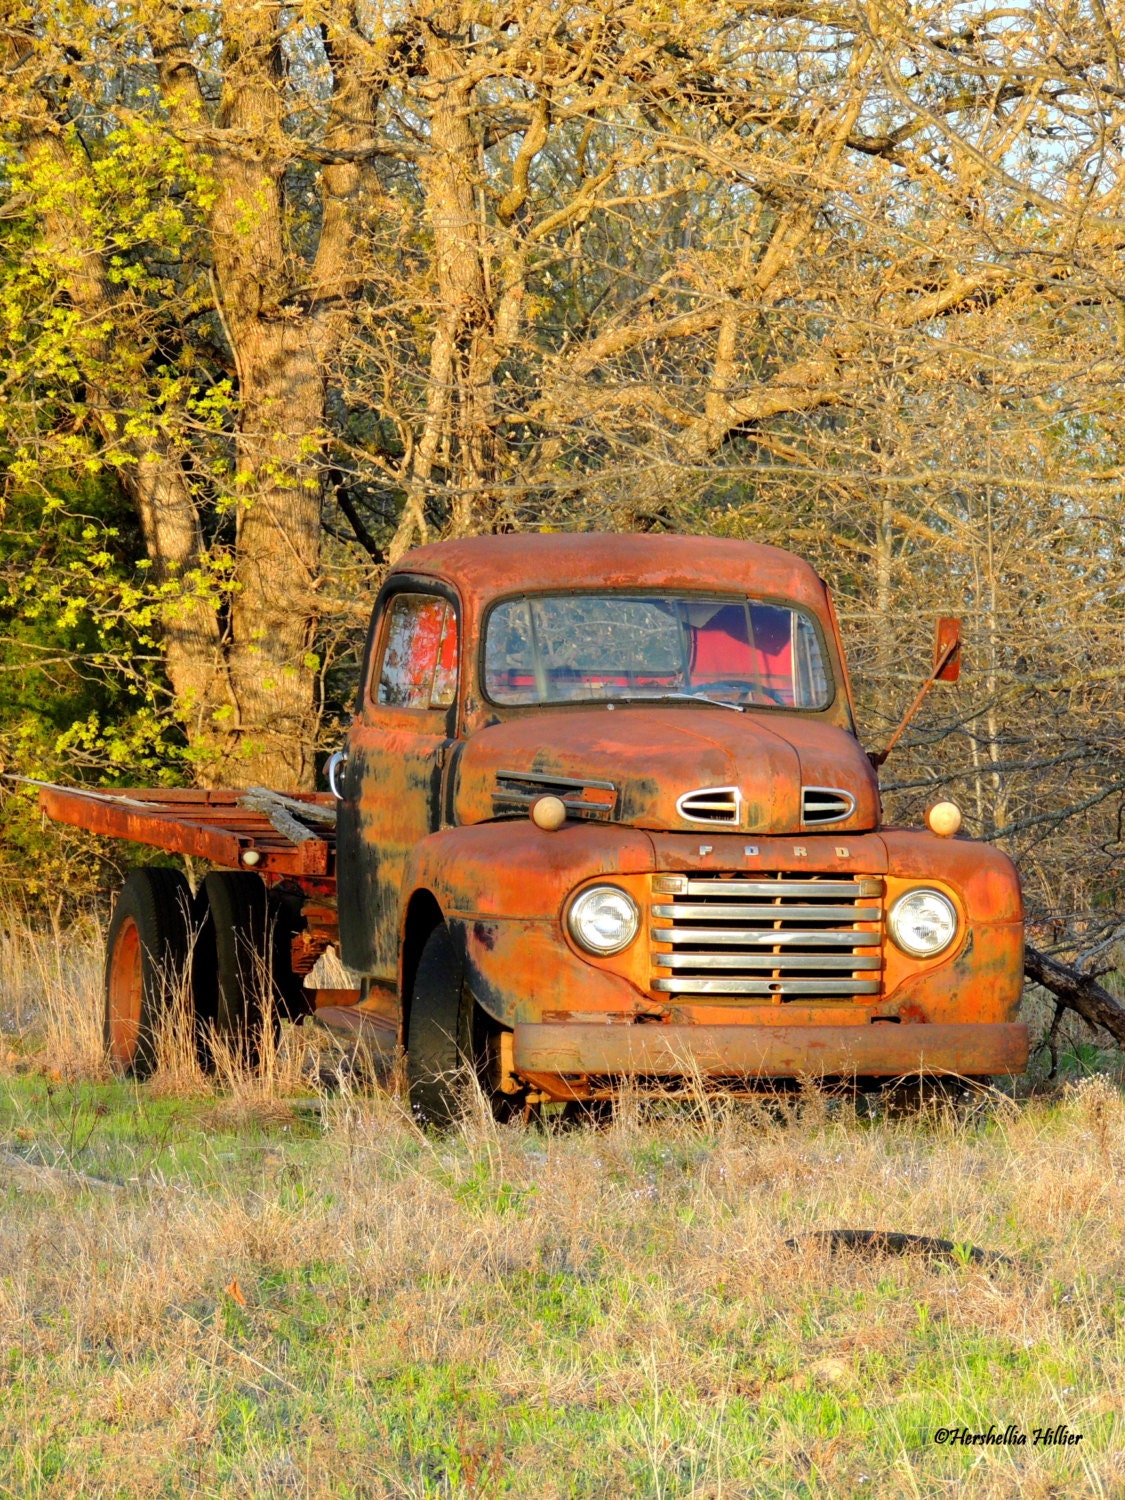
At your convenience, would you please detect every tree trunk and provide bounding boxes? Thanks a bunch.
[225,329,324,789]
[391,2,498,557]
[154,0,390,787]
[167,0,325,789]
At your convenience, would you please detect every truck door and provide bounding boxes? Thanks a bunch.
[336,584,460,979]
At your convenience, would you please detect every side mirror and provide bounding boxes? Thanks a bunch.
[869,615,963,767]
[933,617,961,683]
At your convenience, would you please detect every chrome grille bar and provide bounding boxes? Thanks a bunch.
[656,977,882,996]
[658,927,880,947]
[659,952,881,970]
[654,903,881,922]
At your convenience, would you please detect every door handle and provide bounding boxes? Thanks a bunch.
[326,748,347,800]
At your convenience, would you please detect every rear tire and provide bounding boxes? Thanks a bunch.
[194,873,310,1069]
[104,869,193,1079]
[406,923,517,1126]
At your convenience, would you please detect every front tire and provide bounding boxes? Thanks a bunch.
[406,923,517,1126]
[104,869,193,1078]
[875,1073,992,1117]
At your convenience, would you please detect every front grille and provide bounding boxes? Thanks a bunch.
[650,872,883,999]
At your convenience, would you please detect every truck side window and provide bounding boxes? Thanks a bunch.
[375,594,459,710]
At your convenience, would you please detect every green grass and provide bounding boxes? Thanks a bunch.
[1,1074,1123,1498]
[0,1076,326,1190]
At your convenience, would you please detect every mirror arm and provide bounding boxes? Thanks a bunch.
[868,639,959,769]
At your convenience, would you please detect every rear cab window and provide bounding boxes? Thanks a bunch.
[373,593,459,710]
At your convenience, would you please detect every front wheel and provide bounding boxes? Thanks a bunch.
[406,923,519,1126]
[871,1073,994,1117]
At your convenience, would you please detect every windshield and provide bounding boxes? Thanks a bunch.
[483,594,832,710]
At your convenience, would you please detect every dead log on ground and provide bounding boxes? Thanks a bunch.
[1024,944,1125,1048]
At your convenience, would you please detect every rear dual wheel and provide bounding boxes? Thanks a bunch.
[104,869,194,1078]
[103,868,309,1078]
[197,872,308,1068]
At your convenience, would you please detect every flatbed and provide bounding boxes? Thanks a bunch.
[28,781,336,878]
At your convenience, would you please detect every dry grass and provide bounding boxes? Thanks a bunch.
[0,908,107,1079]
[1,917,1124,1498]
[0,906,332,1106]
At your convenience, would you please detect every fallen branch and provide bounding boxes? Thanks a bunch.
[1024,944,1125,1048]
[238,787,336,844]
[0,1147,129,1193]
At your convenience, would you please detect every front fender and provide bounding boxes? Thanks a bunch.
[401,820,657,920]
[446,915,645,1026]
[878,830,1024,1023]
[400,821,657,1025]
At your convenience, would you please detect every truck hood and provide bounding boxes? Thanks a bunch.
[454,705,880,836]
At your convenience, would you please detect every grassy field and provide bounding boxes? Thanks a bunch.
[1,919,1124,1499]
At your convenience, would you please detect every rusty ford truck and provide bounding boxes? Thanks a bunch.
[36,533,1028,1118]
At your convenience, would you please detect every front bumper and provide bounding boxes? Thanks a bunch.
[512,1021,1030,1079]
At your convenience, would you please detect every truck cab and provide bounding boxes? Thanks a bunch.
[333,533,1027,1120]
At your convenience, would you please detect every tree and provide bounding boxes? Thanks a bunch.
[3,0,1125,980]
[3,0,394,786]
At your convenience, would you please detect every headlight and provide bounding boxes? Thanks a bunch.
[888,889,958,958]
[567,885,640,955]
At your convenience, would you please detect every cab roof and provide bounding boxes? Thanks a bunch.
[395,532,827,612]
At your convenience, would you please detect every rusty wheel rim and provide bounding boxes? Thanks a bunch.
[108,915,143,1069]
